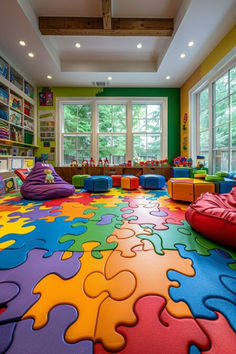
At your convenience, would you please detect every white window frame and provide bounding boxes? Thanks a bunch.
[57,97,168,166]
[189,47,236,174]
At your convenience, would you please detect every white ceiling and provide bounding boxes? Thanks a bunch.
[0,0,235,88]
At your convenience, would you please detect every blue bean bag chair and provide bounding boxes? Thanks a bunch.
[20,162,75,200]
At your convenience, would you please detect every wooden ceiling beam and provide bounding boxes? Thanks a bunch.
[102,0,112,30]
[39,17,174,36]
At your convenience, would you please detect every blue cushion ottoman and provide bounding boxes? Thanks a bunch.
[139,174,165,189]
[84,175,112,192]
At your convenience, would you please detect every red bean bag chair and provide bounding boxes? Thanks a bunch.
[185,187,236,248]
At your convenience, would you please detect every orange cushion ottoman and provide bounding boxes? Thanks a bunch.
[121,176,139,190]
[167,178,215,202]
[111,175,122,187]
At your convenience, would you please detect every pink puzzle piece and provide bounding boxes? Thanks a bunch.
[95,295,209,354]
[122,206,168,230]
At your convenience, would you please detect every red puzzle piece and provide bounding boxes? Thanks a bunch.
[95,295,209,354]
[197,312,236,354]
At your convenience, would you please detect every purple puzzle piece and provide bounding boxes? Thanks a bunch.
[0,282,19,304]
[8,205,61,222]
[0,249,82,323]
[150,210,168,217]
[96,214,115,225]
[6,305,93,354]
[0,322,16,353]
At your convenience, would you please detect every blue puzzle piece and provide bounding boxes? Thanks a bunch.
[204,297,236,331]
[189,345,201,354]
[0,217,87,268]
[168,245,236,320]
[220,275,236,294]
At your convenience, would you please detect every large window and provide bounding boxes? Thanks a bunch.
[194,63,236,173]
[59,98,167,166]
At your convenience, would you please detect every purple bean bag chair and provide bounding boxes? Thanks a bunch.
[20,162,75,200]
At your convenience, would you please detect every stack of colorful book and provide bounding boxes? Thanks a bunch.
[0,119,9,139]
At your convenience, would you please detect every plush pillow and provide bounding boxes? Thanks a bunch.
[185,187,236,248]
[14,168,30,182]
[20,162,75,200]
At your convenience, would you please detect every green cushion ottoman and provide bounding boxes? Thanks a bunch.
[72,174,90,188]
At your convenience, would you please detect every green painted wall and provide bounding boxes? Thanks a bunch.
[37,87,180,165]
[97,88,180,163]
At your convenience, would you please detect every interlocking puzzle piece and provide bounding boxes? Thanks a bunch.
[23,244,112,343]
[0,249,82,323]
[83,203,131,222]
[94,247,194,351]
[0,322,16,353]
[121,205,169,231]
[107,234,144,257]
[94,295,209,354]
[196,237,236,269]
[158,195,188,211]
[0,216,87,267]
[0,281,20,305]
[60,218,124,258]
[0,214,35,241]
[9,205,61,222]
[97,215,115,225]
[6,305,93,354]
[122,197,159,209]
[138,221,212,255]
[42,193,111,208]
[196,311,236,353]
[168,245,236,321]
[113,220,153,238]
[43,202,97,222]
[204,297,236,331]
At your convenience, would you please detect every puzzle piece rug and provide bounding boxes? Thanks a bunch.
[0,188,235,353]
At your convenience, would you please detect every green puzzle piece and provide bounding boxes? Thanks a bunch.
[83,202,131,221]
[138,220,212,256]
[59,217,123,258]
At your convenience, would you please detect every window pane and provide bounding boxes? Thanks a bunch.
[133,134,160,161]
[199,109,209,130]
[231,93,236,121]
[214,98,229,126]
[99,135,126,164]
[231,120,236,147]
[99,118,112,132]
[98,104,126,133]
[231,150,236,171]
[147,105,160,119]
[113,105,126,119]
[63,135,91,165]
[200,88,209,110]
[213,150,229,172]
[132,105,146,118]
[133,118,146,132]
[147,118,160,132]
[215,72,228,102]
[230,65,236,94]
[147,135,161,159]
[200,131,209,150]
[214,124,229,148]
[133,134,146,161]
[64,104,92,133]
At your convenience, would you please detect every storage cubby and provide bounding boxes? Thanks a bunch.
[0,56,9,80]
[10,66,23,91]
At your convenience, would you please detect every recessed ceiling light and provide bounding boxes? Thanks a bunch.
[75,43,81,48]
[180,53,186,58]
[188,41,194,47]
[137,43,142,49]
[47,75,52,79]
[19,40,26,46]
[107,76,112,81]
[166,75,171,80]
[28,52,34,58]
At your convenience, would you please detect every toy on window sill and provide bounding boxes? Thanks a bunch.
[151,160,159,166]
[173,156,188,167]
[186,158,193,167]
[70,159,78,167]
[160,158,169,167]
[82,159,88,167]
[97,158,103,167]
[104,157,109,167]
[196,155,205,169]
[126,160,132,167]
[89,157,95,167]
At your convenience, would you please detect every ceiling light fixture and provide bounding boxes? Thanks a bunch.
[75,43,81,48]
[188,41,194,47]
[107,76,112,81]
[28,52,35,58]
[19,40,26,46]
[180,53,186,58]
[166,75,171,80]
[137,43,142,49]
[47,75,52,79]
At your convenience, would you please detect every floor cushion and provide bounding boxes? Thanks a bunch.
[185,187,236,248]
[20,162,75,200]
[84,175,112,192]
[140,174,165,189]
[111,175,122,187]
[121,176,139,190]
[168,178,215,202]
[72,174,90,188]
